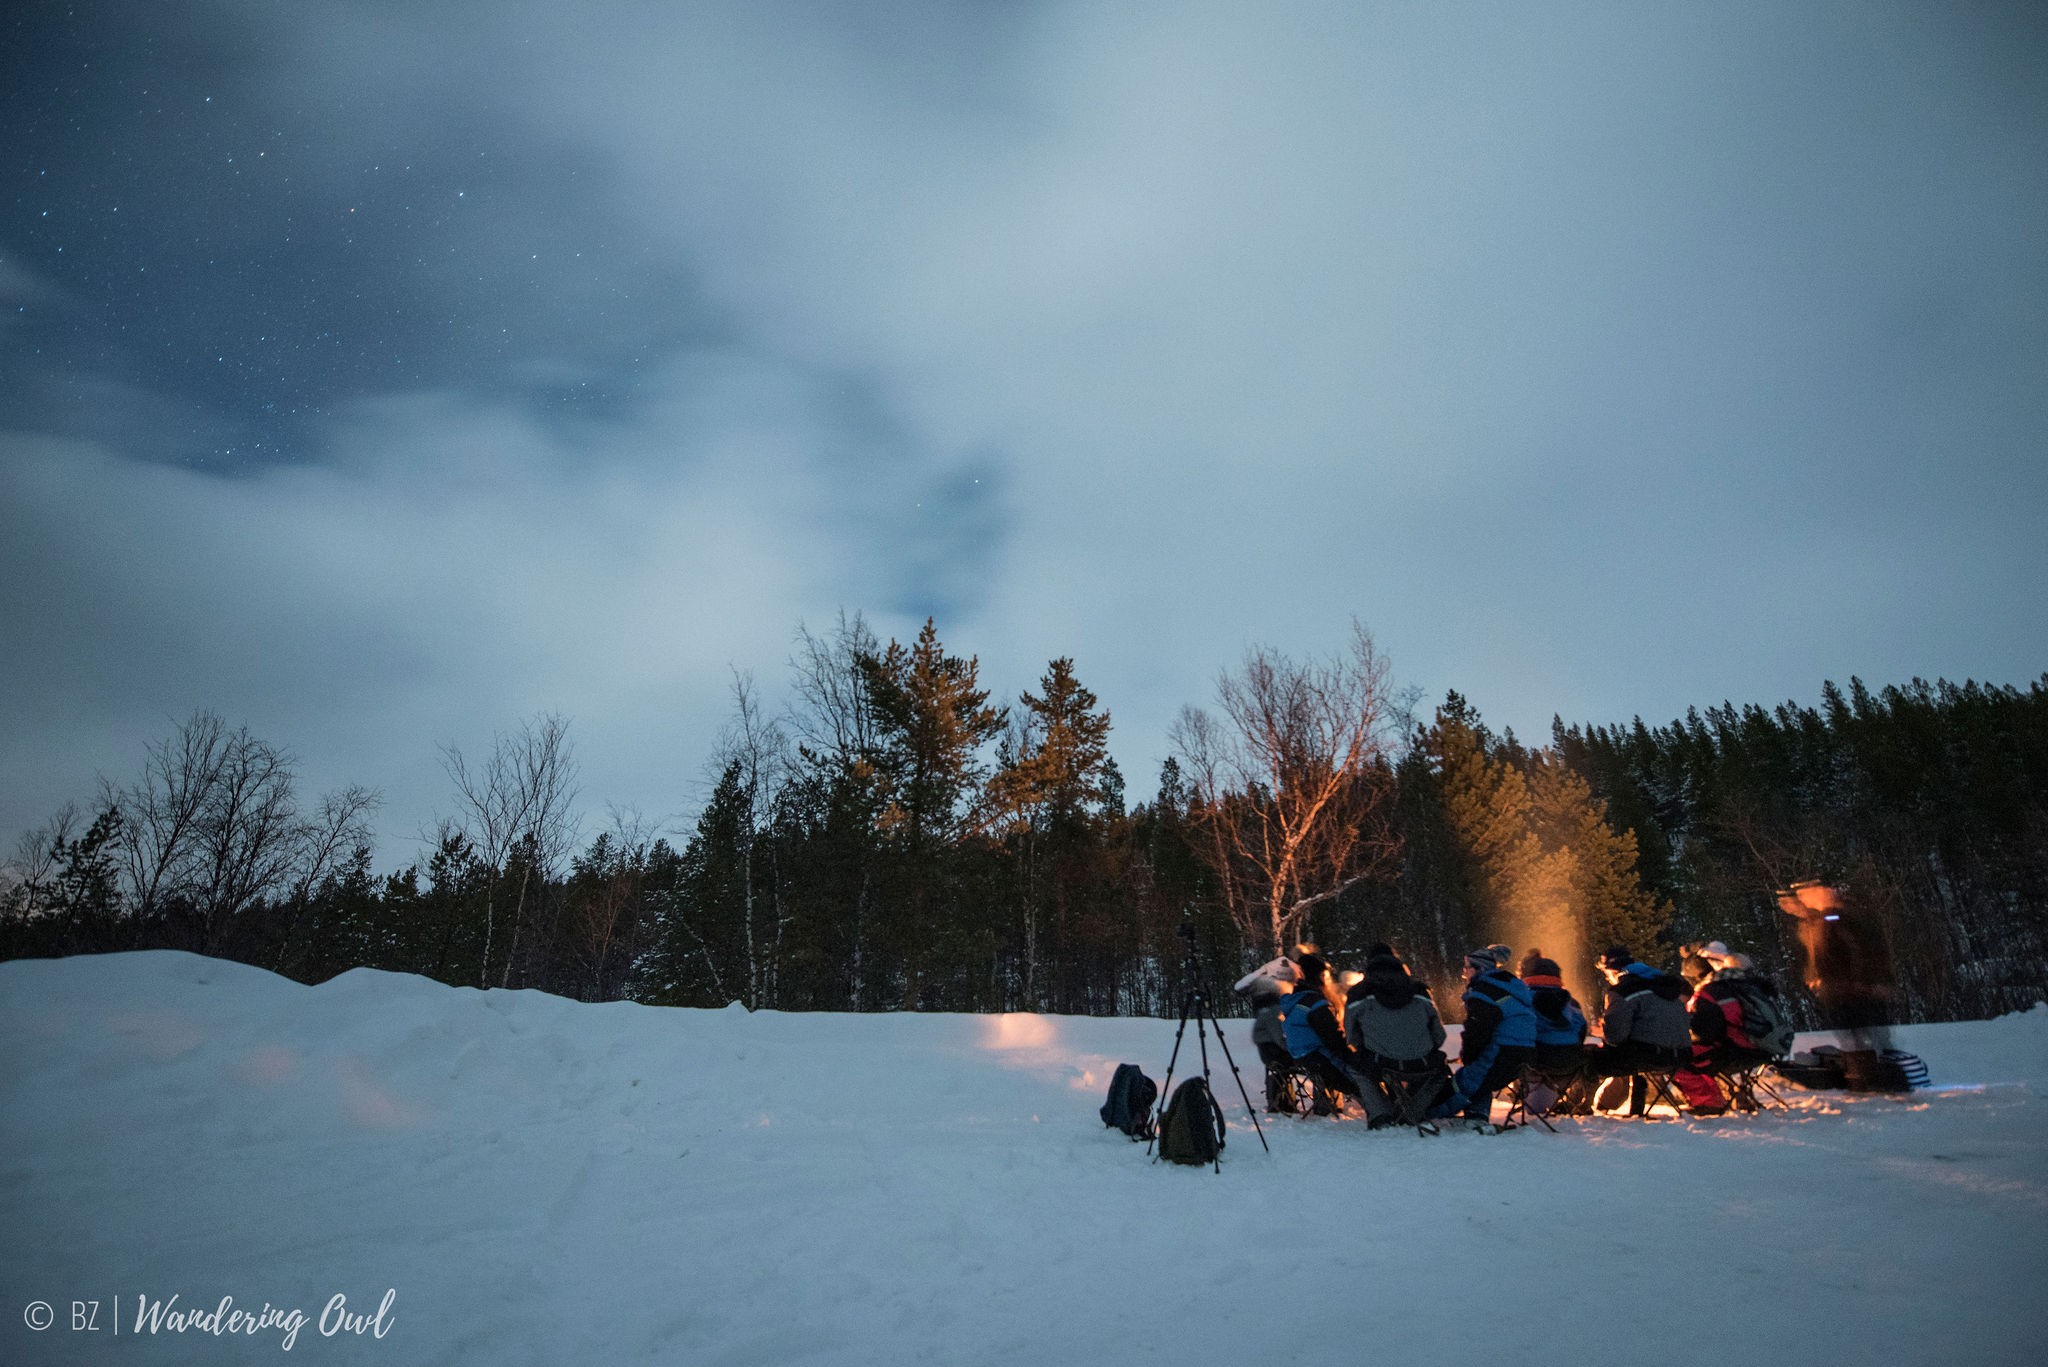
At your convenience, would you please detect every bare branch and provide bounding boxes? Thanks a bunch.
[1173,620,1403,955]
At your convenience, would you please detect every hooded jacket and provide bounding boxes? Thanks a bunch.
[1601,962,1691,1051]
[1344,958,1447,1065]
[1689,968,1778,1051]
[1523,976,1589,1048]
[1281,986,1353,1064]
[1459,967,1537,1063]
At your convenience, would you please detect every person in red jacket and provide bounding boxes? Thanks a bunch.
[1675,942,1786,1112]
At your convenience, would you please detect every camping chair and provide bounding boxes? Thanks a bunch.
[1264,1057,1327,1117]
[1500,1065,1561,1133]
[1630,1068,1689,1118]
[1378,1060,1449,1136]
[1716,1058,1789,1112]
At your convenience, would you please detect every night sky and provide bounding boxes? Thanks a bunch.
[4,1,2045,860]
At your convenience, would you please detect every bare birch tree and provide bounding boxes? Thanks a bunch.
[789,610,881,770]
[440,711,580,988]
[99,711,380,950]
[713,669,791,1009]
[2,804,84,919]
[1170,621,1403,956]
[786,610,882,1005]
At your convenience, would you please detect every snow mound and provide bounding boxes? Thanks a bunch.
[4,951,2046,1367]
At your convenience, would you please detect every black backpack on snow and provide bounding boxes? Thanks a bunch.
[1157,1077,1227,1166]
[1100,1062,1158,1140]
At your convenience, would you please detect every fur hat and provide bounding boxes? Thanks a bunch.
[1701,941,1755,972]
[1234,956,1299,993]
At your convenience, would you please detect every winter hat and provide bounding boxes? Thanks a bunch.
[1701,941,1753,972]
[1295,952,1332,987]
[1599,945,1634,972]
[1365,951,1406,979]
[1234,956,1300,993]
[1365,941,1394,960]
[1484,944,1514,968]
[1464,948,1498,973]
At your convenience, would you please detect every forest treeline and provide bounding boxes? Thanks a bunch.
[5,613,2044,1026]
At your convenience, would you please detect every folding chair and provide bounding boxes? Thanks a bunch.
[1499,1066,1559,1133]
[1719,1060,1789,1112]
[1638,1073,1687,1114]
[1379,1062,1448,1136]
[1630,1069,1688,1119]
[1264,1058,1323,1116]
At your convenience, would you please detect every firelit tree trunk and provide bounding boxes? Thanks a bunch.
[1172,621,1403,959]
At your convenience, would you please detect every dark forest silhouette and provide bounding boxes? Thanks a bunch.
[6,614,2044,1026]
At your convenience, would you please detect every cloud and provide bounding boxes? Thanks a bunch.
[0,342,1003,853]
[2,0,2043,855]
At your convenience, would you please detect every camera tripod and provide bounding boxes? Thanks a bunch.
[1146,920,1268,1167]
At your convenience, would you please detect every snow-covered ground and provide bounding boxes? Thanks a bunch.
[4,952,2046,1366]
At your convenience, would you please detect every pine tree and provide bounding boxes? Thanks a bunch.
[1000,658,1114,830]
[639,762,750,1007]
[1424,694,1669,1005]
[989,658,1119,1011]
[857,619,1008,1007]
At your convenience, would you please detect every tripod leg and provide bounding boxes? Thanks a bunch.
[1194,1011,1221,1172]
[1148,994,1196,1158]
[1200,997,1270,1153]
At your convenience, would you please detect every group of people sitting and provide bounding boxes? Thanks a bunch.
[1241,938,1792,1129]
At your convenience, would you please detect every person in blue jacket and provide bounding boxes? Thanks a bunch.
[1280,952,1362,1113]
[1436,947,1537,1122]
[1518,949,1589,1114]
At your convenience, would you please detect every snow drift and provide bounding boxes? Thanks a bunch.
[4,951,2046,1365]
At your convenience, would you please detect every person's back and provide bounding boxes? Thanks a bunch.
[1344,950,1450,1127]
[1675,943,1788,1112]
[1518,950,1587,1074]
[1603,961,1690,1054]
[1235,957,1302,1070]
[1282,982,1335,1060]
[1279,954,1361,1111]
[1691,948,1788,1061]
[1469,967,1538,1049]
[1248,981,1293,1067]
[1345,955,1447,1064]
[1436,950,1537,1123]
